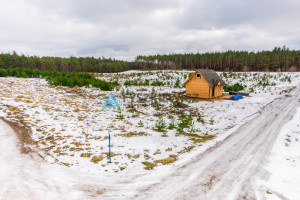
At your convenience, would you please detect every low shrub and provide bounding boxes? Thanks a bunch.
[223,83,245,92]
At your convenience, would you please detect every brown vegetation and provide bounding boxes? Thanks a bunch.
[1,117,36,153]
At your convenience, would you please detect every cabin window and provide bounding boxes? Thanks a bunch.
[196,73,201,78]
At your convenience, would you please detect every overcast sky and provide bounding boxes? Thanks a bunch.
[0,0,299,60]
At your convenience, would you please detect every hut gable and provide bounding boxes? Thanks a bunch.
[184,69,225,86]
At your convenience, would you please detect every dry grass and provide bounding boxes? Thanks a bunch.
[62,162,70,167]
[281,86,296,94]
[116,131,148,137]
[154,155,178,165]
[53,149,61,153]
[153,149,161,155]
[190,135,215,143]
[178,146,195,154]
[119,166,126,171]
[71,141,84,147]
[126,153,141,159]
[80,153,93,158]
[176,132,215,144]
[101,152,121,159]
[77,115,87,121]
[90,156,104,163]
[165,147,172,152]
[204,175,216,189]
[134,154,140,159]
[96,190,105,195]
[142,161,157,170]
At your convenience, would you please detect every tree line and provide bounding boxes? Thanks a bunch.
[0,46,299,73]
[135,46,300,72]
[0,52,135,73]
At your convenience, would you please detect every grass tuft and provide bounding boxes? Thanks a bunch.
[154,155,178,165]
[80,153,92,158]
[142,161,157,170]
[90,156,104,163]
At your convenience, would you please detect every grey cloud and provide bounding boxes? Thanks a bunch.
[0,0,299,61]
[176,0,300,29]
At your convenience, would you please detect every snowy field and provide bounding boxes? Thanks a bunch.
[0,71,299,174]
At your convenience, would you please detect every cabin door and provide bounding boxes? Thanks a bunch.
[212,86,215,97]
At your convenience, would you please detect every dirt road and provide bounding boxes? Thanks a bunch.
[128,85,300,200]
[1,85,299,200]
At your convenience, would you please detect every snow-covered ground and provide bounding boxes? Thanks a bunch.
[0,71,300,199]
[259,106,300,200]
[0,71,299,175]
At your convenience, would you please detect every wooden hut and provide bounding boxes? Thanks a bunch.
[183,69,225,98]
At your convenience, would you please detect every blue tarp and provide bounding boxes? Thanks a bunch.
[229,94,243,101]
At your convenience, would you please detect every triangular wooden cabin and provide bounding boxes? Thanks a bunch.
[183,69,226,98]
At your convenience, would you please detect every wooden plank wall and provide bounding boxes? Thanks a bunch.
[185,73,210,98]
[185,73,223,98]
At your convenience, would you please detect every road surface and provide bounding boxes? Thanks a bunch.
[0,84,299,200]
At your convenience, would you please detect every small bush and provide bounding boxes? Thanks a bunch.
[209,117,214,125]
[116,109,124,119]
[168,119,176,129]
[155,118,166,131]
[176,113,193,133]
[197,114,205,124]
[138,120,144,127]
[174,78,181,88]
[151,80,164,86]
[223,83,245,92]
[132,112,140,118]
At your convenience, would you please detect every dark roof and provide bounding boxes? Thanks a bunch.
[198,69,226,86]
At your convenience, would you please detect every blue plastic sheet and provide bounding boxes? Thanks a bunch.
[229,94,243,100]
